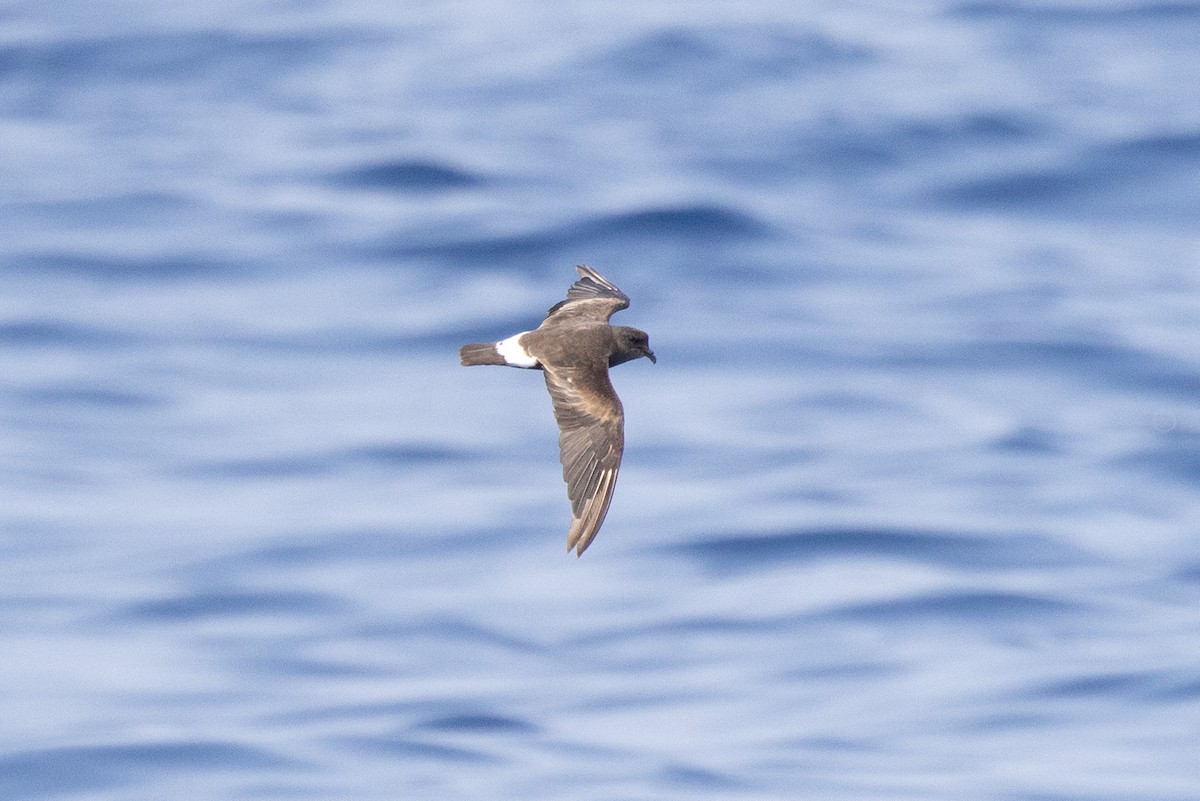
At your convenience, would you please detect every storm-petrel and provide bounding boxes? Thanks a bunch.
[459,265,655,556]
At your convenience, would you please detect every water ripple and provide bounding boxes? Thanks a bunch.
[390,203,770,263]
[14,383,165,409]
[952,2,1200,23]
[331,735,496,764]
[595,25,868,84]
[413,712,538,734]
[815,590,1080,625]
[0,740,294,799]
[327,159,486,193]
[0,319,143,348]
[0,29,336,85]
[680,527,1079,574]
[115,589,349,623]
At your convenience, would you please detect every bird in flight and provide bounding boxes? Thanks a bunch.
[460,265,655,556]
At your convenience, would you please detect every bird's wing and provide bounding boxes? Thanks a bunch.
[542,361,625,556]
[544,265,630,324]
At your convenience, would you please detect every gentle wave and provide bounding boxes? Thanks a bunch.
[4,2,1200,799]
[681,528,1081,573]
[0,741,295,799]
[327,159,487,193]
[389,203,770,263]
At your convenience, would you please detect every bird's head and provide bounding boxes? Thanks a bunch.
[611,326,656,366]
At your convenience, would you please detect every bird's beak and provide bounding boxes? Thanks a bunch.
[645,348,656,363]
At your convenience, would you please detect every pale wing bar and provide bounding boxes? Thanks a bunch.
[542,365,625,556]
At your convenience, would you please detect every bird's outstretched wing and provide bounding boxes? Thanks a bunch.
[541,361,625,556]
[544,265,630,324]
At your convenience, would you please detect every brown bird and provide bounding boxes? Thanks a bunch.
[459,265,655,556]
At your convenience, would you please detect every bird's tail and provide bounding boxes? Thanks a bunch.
[459,343,506,366]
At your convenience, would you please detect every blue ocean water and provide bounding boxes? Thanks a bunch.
[3,2,1200,799]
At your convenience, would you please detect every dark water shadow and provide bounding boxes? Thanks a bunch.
[0,740,295,799]
[383,203,772,265]
[325,159,486,193]
[678,527,1086,575]
[812,589,1082,626]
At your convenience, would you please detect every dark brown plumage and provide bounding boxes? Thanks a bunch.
[459,265,655,555]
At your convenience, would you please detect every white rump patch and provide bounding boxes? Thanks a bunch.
[496,332,539,368]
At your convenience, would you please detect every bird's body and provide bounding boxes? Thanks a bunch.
[459,266,655,556]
